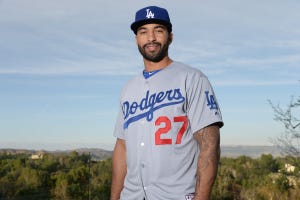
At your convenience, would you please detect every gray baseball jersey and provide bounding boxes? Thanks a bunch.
[114,61,223,200]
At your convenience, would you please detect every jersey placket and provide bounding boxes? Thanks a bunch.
[138,78,151,198]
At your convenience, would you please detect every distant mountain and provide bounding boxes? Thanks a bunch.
[0,148,113,161]
[0,148,39,155]
[0,146,283,160]
[221,145,282,158]
[72,148,113,161]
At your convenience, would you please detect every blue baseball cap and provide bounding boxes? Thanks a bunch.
[131,6,172,34]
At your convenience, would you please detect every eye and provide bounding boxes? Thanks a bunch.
[137,29,147,35]
[155,27,165,34]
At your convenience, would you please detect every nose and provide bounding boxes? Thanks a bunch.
[147,30,156,42]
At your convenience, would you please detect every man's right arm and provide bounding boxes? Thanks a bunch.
[110,138,127,200]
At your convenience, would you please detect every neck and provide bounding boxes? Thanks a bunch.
[144,56,173,72]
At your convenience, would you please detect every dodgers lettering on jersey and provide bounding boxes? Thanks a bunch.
[122,88,185,129]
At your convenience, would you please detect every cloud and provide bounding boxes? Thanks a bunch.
[0,0,143,76]
[214,79,299,87]
[1,0,300,149]
[1,0,299,78]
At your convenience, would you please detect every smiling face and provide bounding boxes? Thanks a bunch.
[135,23,173,63]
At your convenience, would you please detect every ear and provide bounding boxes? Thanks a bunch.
[168,33,173,45]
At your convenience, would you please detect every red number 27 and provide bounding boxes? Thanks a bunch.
[155,116,188,145]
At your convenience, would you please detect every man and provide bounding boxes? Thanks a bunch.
[110,6,223,200]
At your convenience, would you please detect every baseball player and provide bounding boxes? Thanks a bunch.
[110,6,223,200]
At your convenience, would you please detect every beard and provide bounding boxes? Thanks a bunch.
[138,40,170,63]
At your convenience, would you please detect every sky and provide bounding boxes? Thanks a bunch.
[0,0,299,151]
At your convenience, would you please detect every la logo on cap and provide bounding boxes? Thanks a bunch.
[130,6,172,34]
[146,9,154,19]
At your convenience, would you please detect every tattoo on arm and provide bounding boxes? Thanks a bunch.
[193,125,220,200]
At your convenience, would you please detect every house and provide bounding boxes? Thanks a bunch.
[285,163,295,173]
[30,152,44,160]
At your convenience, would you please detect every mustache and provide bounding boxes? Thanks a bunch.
[143,41,161,48]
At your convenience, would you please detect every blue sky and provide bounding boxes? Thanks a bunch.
[0,0,299,151]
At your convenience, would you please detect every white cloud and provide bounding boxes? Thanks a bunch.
[0,0,299,77]
[1,0,300,149]
[214,79,299,87]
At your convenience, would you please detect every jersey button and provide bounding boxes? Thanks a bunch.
[140,142,145,146]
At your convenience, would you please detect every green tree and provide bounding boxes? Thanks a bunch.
[257,154,279,174]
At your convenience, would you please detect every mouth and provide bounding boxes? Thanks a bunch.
[144,42,160,52]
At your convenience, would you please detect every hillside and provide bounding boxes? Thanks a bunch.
[220,145,282,158]
[0,148,112,161]
[0,146,283,159]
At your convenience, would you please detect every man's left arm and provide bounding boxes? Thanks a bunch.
[193,124,220,200]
